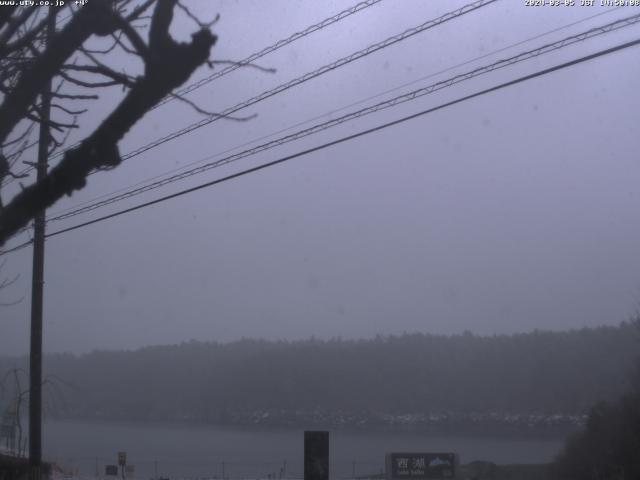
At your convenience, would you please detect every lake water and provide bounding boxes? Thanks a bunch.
[42,419,565,479]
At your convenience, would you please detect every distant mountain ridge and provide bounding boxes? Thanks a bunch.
[1,323,638,433]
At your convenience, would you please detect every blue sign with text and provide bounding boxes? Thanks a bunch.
[386,453,456,479]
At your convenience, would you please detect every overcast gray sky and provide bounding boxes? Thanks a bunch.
[1,0,640,355]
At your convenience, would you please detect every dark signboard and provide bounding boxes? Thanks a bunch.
[105,465,118,476]
[304,431,329,480]
[386,453,456,479]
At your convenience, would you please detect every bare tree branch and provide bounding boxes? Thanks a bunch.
[0,0,121,144]
[0,259,22,306]
[177,1,220,29]
[125,0,156,22]
[50,103,87,116]
[169,91,257,120]
[51,92,99,100]
[62,62,137,88]
[0,0,217,245]
[0,6,18,31]
[210,59,276,74]
[114,14,149,58]
[0,15,48,57]
[0,7,38,54]
[58,69,125,89]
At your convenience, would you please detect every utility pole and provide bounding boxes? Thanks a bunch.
[29,7,55,480]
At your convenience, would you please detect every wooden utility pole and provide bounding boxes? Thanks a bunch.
[29,8,55,480]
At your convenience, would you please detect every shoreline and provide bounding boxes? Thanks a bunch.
[42,414,578,440]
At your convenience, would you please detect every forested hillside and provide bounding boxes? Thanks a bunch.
[1,323,638,432]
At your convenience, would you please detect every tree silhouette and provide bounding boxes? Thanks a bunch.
[0,0,218,247]
[0,259,22,306]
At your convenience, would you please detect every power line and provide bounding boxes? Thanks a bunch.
[8,0,496,190]
[116,0,496,163]
[46,5,624,220]
[154,0,386,108]
[3,0,499,243]
[36,0,493,171]
[31,37,640,246]
[0,237,32,256]
[3,35,638,256]
[2,0,386,186]
[45,11,640,224]
[32,0,497,215]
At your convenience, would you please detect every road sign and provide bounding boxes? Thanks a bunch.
[105,465,118,476]
[386,453,457,479]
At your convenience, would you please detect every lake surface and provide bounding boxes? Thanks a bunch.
[42,419,565,479]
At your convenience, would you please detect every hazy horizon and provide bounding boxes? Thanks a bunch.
[0,320,634,357]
